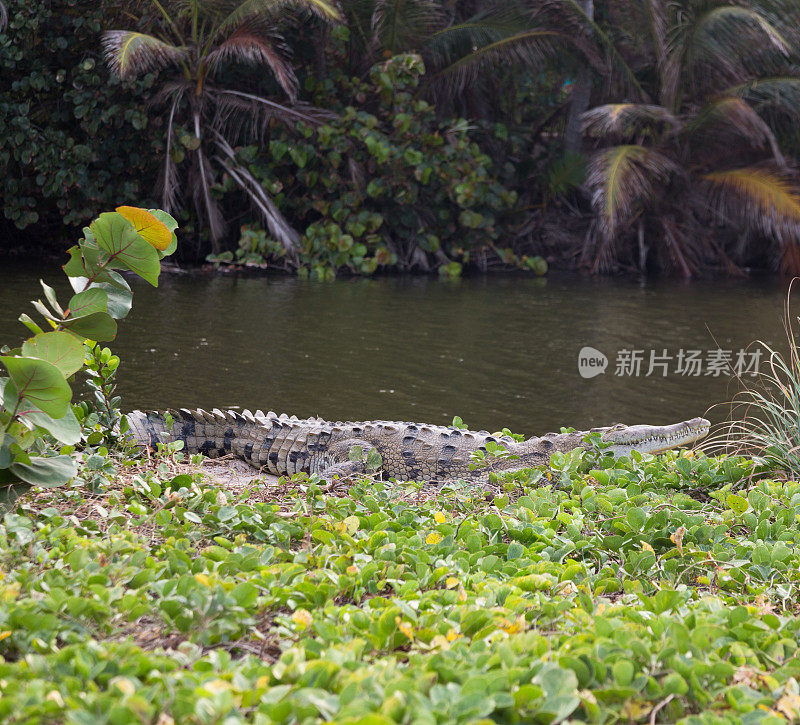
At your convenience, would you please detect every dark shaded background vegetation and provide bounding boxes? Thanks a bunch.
[2,0,800,277]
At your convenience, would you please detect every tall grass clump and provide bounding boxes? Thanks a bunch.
[710,285,800,478]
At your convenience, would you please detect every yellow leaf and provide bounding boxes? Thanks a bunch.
[426,532,443,545]
[0,631,10,642]
[445,577,459,589]
[671,525,687,555]
[203,679,231,695]
[434,511,446,524]
[292,609,313,629]
[116,205,172,250]
[194,573,212,587]
[343,515,360,533]
[256,676,270,688]
[46,691,65,707]
[499,615,527,635]
[431,634,450,649]
[346,565,358,576]
[110,677,136,697]
[642,542,655,553]
[395,617,414,639]
[446,628,461,642]
[2,583,20,602]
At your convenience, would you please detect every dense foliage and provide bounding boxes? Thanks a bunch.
[0,1,161,240]
[3,446,800,722]
[215,52,528,279]
[2,0,800,275]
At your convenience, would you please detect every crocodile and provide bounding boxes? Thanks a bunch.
[126,408,710,486]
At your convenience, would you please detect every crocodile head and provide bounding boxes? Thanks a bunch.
[591,417,710,457]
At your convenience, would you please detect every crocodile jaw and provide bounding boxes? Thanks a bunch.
[598,417,710,457]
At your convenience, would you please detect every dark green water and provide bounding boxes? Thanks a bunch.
[0,263,792,436]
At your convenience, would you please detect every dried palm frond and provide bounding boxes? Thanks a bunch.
[690,96,785,166]
[206,24,298,101]
[213,88,332,142]
[160,91,184,213]
[586,144,678,239]
[582,103,680,140]
[0,2,7,32]
[703,166,800,249]
[214,133,299,253]
[102,30,188,79]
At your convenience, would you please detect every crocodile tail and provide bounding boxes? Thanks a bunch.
[126,408,242,458]
[126,409,183,450]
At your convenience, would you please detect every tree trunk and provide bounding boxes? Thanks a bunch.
[563,0,594,153]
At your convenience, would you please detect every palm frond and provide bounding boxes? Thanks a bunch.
[0,2,8,32]
[216,0,342,38]
[213,88,333,143]
[690,96,785,166]
[190,109,226,246]
[160,92,184,213]
[703,166,800,246]
[725,76,800,118]
[582,103,680,139]
[371,0,441,54]
[428,28,580,99]
[669,4,791,100]
[554,0,646,100]
[206,24,298,101]
[214,133,299,253]
[102,30,187,79]
[586,144,678,239]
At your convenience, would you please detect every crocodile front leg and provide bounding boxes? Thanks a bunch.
[317,438,378,484]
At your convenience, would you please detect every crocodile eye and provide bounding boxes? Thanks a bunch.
[611,423,626,431]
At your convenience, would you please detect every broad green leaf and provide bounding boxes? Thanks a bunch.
[0,433,11,468]
[0,356,71,417]
[62,311,118,342]
[625,507,647,531]
[727,493,749,514]
[63,242,105,280]
[22,331,85,377]
[9,455,77,487]
[69,272,133,319]
[116,205,173,250]
[67,288,108,318]
[18,404,81,445]
[90,212,160,286]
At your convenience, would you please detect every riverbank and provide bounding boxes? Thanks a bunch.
[1,448,799,722]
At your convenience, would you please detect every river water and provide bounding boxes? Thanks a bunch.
[0,263,793,436]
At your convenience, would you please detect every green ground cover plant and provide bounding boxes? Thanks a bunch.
[2,444,800,723]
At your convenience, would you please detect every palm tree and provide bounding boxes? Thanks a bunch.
[421,1,643,132]
[580,0,800,275]
[103,0,341,253]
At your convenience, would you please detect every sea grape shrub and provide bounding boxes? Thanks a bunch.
[225,52,520,278]
[0,207,178,489]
